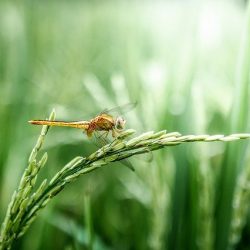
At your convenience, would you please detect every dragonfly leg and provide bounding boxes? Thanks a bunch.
[86,129,94,138]
[112,128,123,138]
[112,129,117,138]
[93,132,110,164]
[99,131,109,140]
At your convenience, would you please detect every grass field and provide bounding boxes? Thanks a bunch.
[0,1,250,249]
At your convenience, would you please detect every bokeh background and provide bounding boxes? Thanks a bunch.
[0,0,250,249]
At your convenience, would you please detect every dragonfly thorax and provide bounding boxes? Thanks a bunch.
[115,116,126,131]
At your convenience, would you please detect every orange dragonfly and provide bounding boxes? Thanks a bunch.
[29,103,136,139]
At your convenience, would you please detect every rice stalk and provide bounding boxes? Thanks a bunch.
[0,109,250,250]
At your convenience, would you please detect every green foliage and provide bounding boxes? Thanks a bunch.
[1,111,250,250]
[0,1,250,250]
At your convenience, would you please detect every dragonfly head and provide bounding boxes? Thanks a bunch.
[115,116,126,131]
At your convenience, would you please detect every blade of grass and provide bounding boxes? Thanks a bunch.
[84,192,93,250]
[1,114,250,249]
[215,2,250,250]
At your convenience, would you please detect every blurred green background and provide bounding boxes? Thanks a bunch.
[1,0,250,249]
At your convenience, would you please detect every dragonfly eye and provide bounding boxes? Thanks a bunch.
[115,116,126,130]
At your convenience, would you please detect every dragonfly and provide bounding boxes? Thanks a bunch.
[29,102,136,139]
[29,103,137,171]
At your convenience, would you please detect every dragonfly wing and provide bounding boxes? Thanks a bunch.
[93,131,135,171]
[99,102,137,116]
[116,158,135,171]
[93,131,110,147]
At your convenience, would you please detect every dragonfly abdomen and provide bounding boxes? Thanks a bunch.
[28,120,89,129]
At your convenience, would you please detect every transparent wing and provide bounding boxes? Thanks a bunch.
[92,131,110,147]
[93,131,135,171]
[116,157,135,171]
[100,101,137,116]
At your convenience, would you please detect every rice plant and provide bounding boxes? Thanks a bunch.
[1,109,250,250]
[0,1,250,250]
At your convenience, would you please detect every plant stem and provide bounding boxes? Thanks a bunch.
[0,111,250,250]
